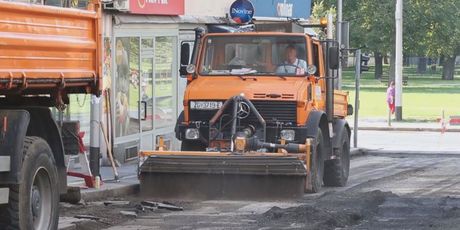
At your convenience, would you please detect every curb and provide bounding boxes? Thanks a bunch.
[80,182,139,202]
[365,149,460,156]
[350,148,366,157]
[351,126,460,132]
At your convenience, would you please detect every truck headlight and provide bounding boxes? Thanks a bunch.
[185,128,200,140]
[280,129,295,141]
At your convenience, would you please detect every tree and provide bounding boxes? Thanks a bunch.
[418,0,460,80]
[313,0,460,80]
[310,0,336,39]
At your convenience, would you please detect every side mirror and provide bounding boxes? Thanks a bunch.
[179,43,191,76]
[328,46,339,70]
[347,104,353,116]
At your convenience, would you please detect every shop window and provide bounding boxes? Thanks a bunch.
[140,38,154,132]
[154,36,175,128]
[114,37,140,138]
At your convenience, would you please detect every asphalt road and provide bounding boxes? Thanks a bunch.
[354,130,459,152]
[60,151,460,229]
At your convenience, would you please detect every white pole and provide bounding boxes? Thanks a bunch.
[327,13,333,39]
[354,50,361,148]
[336,0,342,89]
[395,0,403,120]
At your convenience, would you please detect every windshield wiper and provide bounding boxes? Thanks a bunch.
[258,72,287,80]
[276,75,287,80]
[236,75,257,81]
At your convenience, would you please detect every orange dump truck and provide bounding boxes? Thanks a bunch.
[0,0,101,228]
[139,24,352,200]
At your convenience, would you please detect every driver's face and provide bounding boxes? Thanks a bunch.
[286,48,297,64]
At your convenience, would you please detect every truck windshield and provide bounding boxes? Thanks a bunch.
[199,35,308,76]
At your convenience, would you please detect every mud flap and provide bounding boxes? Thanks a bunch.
[139,155,307,200]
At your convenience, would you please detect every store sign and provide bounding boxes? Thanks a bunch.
[229,0,255,24]
[130,0,184,15]
[250,0,311,19]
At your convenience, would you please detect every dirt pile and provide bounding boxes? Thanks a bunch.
[257,190,394,229]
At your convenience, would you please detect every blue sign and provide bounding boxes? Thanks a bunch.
[230,0,255,24]
[250,0,311,19]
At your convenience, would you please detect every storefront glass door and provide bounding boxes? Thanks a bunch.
[113,31,177,157]
[114,37,140,138]
[140,37,155,150]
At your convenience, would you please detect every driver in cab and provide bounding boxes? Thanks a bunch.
[276,44,307,75]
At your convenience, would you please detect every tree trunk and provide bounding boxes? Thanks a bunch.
[439,55,445,66]
[374,52,383,79]
[417,57,427,74]
[383,55,389,64]
[442,56,455,80]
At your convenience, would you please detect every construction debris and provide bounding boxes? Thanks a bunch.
[119,211,138,218]
[74,214,101,221]
[141,201,184,211]
[103,201,131,206]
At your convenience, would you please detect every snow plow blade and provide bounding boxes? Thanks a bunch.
[139,154,307,200]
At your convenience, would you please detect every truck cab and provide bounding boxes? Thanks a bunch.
[139,24,352,198]
[177,30,349,152]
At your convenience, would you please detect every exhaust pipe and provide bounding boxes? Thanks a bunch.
[190,27,205,71]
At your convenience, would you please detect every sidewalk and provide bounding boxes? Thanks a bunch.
[347,118,460,132]
[67,161,139,201]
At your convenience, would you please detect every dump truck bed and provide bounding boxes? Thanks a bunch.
[0,1,101,95]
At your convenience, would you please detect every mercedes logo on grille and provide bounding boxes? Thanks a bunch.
[237,102,251,119]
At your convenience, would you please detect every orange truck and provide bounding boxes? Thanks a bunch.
[139,24,352,199]
[0,0,101,228]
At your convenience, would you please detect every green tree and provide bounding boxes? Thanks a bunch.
[314,0,459,80]
[416,0,460,80]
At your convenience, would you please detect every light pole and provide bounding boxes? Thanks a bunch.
[395,0,403,120]
[336,0,343,89]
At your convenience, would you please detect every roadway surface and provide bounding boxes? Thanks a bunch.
[60,149,460,229]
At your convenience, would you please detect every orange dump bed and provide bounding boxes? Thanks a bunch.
[0,0,101,95]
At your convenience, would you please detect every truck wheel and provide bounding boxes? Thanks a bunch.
[306,129,325,193]
[181,141,206,151]
[323,129,350,187]
[9,137,59,230]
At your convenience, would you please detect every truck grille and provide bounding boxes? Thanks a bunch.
[189,100,297,124]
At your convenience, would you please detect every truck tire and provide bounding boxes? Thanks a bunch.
[323,129,350,187]
[8,137,60,230]
[181,141,206,151]
[306,128,325,193]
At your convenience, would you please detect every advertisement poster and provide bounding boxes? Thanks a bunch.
[250,0,312,19]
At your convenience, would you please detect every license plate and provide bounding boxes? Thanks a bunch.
[190,101,223,110]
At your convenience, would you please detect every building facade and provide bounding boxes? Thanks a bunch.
[102,0,231,161]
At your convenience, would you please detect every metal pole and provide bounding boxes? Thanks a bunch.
[90,95,101,177]
[327,13,333,40]
[354,49,361,148]
[395,0,403,120]
[336,0,343,89]
[326,13,334,138]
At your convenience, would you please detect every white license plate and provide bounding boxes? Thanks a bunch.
[190,101,223,110]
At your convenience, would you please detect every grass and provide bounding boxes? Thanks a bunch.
[342,65,460,121]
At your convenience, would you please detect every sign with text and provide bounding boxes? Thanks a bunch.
[130,0,184,15]
[229,0,255,24]
[250,0,311,19]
